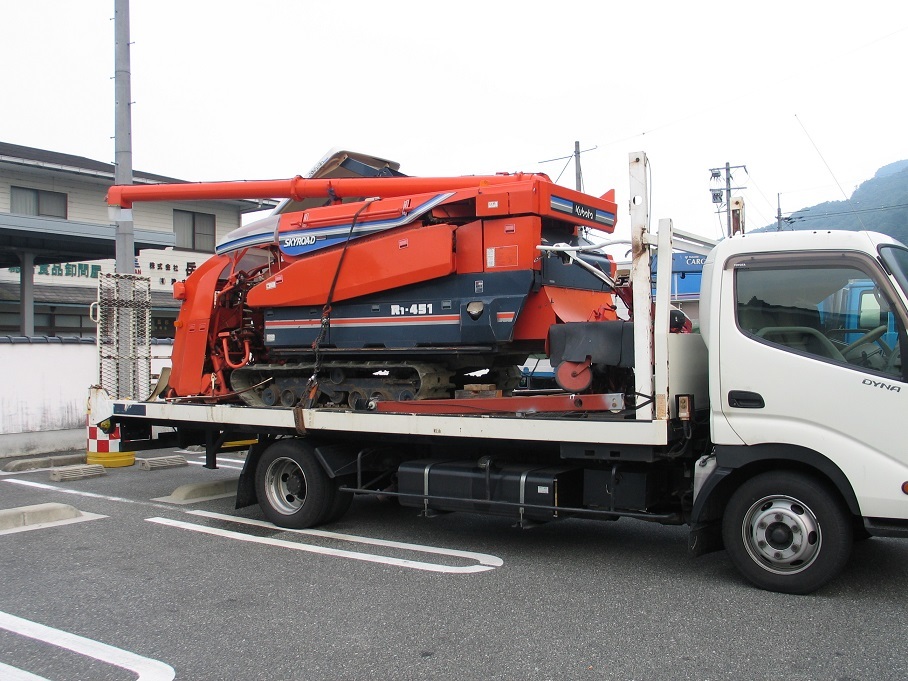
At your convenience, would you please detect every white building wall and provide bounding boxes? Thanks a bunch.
[0,167,110,223]
[1,167,244,296]
[0,342,173,458]
[132,200,241,241]
[0,165,242,240]
[0,344,98,436]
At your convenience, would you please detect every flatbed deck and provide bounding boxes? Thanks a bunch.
[111,399,670,446]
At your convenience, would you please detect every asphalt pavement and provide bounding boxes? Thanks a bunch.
[1,448,907,680]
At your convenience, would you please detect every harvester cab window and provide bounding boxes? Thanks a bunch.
[735,256,907,380]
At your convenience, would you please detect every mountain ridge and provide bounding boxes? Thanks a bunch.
[756,161,908,244]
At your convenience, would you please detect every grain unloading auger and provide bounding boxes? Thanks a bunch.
[108,168,631,407]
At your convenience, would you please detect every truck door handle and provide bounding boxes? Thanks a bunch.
[728,390,765,409]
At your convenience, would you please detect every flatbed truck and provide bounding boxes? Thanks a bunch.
[94,153,908,594]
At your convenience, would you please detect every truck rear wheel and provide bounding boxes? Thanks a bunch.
[255,439,334,529]
[722,471,852,594]
[322,487,354,524]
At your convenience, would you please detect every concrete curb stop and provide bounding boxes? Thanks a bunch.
[49,464,106,482]
[2,453,87,473]
[0,503,83,531]
[138,455,188,470]
[152,478,239,505]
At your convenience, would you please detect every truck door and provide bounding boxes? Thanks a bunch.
[717,249,908,519]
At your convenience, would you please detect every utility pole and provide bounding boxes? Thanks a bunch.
[709,162,746,237]
[114,0,133,273]
[108,0,149,410]
[539,142,596,191]
[777,193,783,231]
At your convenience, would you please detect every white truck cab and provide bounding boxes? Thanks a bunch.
[695,229,908,592]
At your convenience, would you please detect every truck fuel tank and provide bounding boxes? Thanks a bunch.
[398,459,583,521]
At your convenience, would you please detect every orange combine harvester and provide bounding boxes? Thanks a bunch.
[108,152,640,408]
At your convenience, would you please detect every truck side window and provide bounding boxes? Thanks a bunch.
[735,260,906,379]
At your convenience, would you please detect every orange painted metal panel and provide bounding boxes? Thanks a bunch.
[503,185,537,215]
[279,193,438,233]
[454,220,485,274]
[513,286,618,341]
[168,255,231,396]
[247,224,456,308]
[546,286,617,321]
[373,392,619,415]
[475,191,511,216]
[482,216,541,271]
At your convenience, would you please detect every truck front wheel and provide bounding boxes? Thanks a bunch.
[255,439,335,529]
[722,471,852,594]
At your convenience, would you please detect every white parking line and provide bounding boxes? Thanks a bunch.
[186,460,243,470]
[0,610,175,681]
[212,457,247,465]
[0,660,50,681]
[174,451,247,465]
[189,509,504,568]
[3,479,176,511]
[148,514,502,573]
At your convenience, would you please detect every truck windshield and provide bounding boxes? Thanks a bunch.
[735,255,906,380]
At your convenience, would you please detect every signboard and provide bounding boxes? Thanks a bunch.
[0,248,204,294]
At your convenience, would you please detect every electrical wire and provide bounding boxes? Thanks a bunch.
[739,170,777,226]
[787,203,908,222]
[540,145,597,189]
[795,114,867,230]
[744,171,778,215]
[552,155,574,184]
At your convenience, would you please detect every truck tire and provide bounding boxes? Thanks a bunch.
[722,471,852,594]
[322,487,354,524]
[255,439,335,529]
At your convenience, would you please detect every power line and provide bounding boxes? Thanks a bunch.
[788,203,908,221]
[539,142,597,191]
[794,113,867,230]
[538,144,598,164]
[742,200,772,228]
[741,170,778,216]
[551,155,574,185]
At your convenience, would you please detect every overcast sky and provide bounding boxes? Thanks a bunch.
[5,1,908,242]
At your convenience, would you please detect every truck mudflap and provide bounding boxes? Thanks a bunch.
[235,439,273,509]
[863,517,908,538]
[688,461,735,557]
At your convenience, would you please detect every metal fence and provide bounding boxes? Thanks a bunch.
[93,273,152,400]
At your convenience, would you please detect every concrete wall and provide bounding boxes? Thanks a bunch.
[0,341,173,458]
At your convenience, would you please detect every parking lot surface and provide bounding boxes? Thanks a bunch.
[2,448,907,680]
